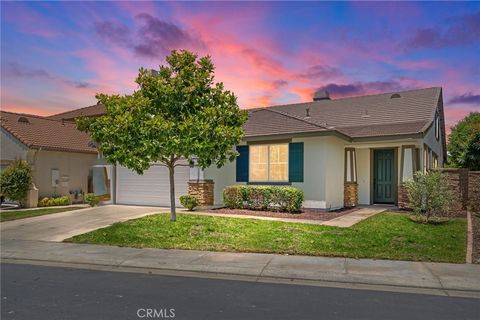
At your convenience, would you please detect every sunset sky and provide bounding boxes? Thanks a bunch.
[1,1,479,131]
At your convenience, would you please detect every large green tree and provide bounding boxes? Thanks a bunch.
[77,50,247,221]
[448,112,480,169]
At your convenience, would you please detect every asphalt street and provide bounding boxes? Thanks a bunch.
[1,263,479,320]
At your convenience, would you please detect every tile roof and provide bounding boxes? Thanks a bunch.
[251,87,442,139]
[1,111,97,154]
[47,103,105,121]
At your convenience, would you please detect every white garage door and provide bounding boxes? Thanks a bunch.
[116,164,189,206]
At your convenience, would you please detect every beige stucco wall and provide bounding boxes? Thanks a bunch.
[356,148,370,205]
[27,150,97,198]
[1,129,28,166]
[204,136,347,210]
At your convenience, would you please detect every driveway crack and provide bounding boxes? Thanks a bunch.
[422,262,450,296]
[256,256,274,282]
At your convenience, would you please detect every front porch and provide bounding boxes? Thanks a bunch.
[343,141,430,208]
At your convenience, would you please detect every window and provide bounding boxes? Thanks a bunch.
[435,114,440,140]
[249,144,288,182]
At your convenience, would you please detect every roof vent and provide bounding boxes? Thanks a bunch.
[17,116,30,124]
[361,110,370,118]
[390,93,401,99]
[305,108,310,118]
[313,90,331,101]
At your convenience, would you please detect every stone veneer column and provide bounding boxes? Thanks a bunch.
[188,180,214,206]
[397,184,409,209]
[344,182,358,207]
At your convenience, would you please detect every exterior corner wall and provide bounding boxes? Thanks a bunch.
[344,182,358,207]
[0,128,28,168]
[203,160,237,206]
[422,122,444,167]
[30,150,97,198]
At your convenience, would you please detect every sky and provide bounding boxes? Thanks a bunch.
[1,1,479,132]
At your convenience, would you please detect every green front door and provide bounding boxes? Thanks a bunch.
[374,149,395,203]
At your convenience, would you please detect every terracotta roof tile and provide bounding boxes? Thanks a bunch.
[1,111,97,154]
[47,103,105,121]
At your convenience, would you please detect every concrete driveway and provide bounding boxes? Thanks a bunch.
[0,205,165,242]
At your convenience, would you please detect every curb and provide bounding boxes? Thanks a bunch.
[466,211,473,264]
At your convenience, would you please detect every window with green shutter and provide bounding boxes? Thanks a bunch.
[289,142,304,182]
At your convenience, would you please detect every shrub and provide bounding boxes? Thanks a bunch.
[405,171,454,223]
[38,195,71,207]
[180,195,199,211]
[0,160,32,207]
[223,185,304,213]
[223,185,244,209]
[85,193,99,207]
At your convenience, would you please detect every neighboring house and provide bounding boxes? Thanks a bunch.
[0,111,98,202]
[4,87,446,210]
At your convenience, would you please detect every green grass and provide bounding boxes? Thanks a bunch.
[0,206,85,222]
[67,212,467,263]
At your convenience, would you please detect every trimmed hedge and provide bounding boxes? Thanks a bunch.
[180,195,199,211]
[223,185,304,213]
[38,195,72,207]
[85,193,100,207]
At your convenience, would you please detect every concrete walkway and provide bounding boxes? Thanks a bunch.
[2,239,480,298]
[321,206,388,227]
[0,205,164,241]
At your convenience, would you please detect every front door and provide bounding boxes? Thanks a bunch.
[374,149,395,203]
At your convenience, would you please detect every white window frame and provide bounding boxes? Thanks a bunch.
[249,143,289,183]
[435,114,440,141]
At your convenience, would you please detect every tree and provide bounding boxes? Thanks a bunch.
[0,160,32,207]
[77,50,247,221]
[464,131,480,171]
[448,112,480,168]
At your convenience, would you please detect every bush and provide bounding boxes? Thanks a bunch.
[38,195,72,207]
[85,193,99,207]
[223,185,304,213]
[0,160,32,207]
[180,195,199,211]
[405,171,454,223]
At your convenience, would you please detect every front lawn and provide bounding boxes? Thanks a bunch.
[0,206,85,222]
[67,212,467,263]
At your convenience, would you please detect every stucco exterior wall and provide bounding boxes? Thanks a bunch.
[204,136,347,210]
[422,121,444,167]
[0,129,28,167]
[27,150,97,197]
[356,148,370,205]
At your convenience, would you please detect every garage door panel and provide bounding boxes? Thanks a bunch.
[116,164,189,207]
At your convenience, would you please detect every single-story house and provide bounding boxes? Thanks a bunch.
[0,111,98,203]
[1,87,446,210]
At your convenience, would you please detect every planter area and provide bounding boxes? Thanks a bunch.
[473,213,480,264]
[205,207,357,221]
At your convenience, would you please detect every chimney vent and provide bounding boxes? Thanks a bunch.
[305,108,310,118]
[313,90,331,101]
[17,116,30,124]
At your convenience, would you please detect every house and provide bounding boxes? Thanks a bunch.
[1,87,446,210]
[0,111,98,203]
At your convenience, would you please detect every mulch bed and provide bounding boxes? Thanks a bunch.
[205,207,357,221]
[472,213,480,264]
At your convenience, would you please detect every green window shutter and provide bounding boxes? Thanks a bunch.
[236,145,249,182]
[289,142,304,182]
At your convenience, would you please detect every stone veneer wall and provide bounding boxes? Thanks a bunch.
[344,182,358,207]
[188,180,214,206]
[468,171,480,211]
[398,184,409,210]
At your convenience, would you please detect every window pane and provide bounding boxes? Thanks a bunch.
[269,144,288,181]
[250,145,268,181]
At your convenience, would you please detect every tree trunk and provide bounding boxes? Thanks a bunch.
[168,164,176,222]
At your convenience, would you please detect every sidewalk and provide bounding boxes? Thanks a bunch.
[2,238,479,298]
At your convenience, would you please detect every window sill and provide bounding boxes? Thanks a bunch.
[247,181,292,186]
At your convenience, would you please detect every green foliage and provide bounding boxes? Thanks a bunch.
[0,160,32,206]
[223,185,304,213]
[448,112,480,169]
[179,195,199,211]
[464,131,480,171]
[77,50,247,221]
[405,171,454,222]
[85,193,100,207]
[1,206,84,222]
[38,196,72,207]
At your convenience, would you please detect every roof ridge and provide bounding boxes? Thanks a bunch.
[47,103,101,118]
[0,110,77,125]
[247,86,442,110]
